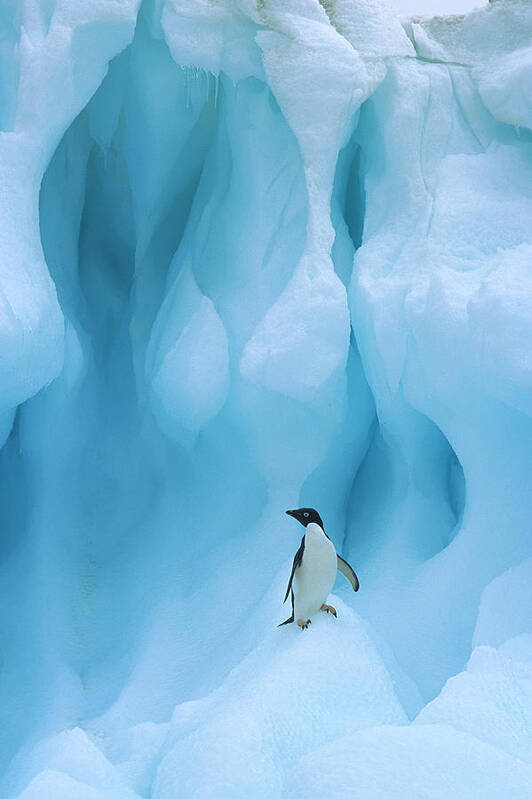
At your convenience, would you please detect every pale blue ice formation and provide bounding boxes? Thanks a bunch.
[1,0,532,797]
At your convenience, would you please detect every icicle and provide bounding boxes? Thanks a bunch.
[184,67,191,110]
[213,73,220,109]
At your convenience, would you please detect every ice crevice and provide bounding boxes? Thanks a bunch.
[0,0,532,797]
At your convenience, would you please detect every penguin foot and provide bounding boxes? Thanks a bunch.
[321,604,337,617]
[297,619,311,630]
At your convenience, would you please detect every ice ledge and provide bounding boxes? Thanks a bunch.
[402,0,532,66]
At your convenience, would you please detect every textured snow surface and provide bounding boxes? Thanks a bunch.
[152,600,407,799]
[0,0,532,797]
[286,724,532,798]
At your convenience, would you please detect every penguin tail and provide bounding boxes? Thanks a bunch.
[277,614,294,627]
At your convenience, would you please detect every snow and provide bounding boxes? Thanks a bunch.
[16,772,114,799]
[8,728,139,799]
[476,46,532,130]
[0,0,532,796]
[151,598,406,799]
[473,559,532,650]
[416,645,532,762]
[286,724,532,799]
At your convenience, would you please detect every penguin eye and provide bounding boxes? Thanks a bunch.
[304,512,309,517]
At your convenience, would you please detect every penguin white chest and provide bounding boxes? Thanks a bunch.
[293,523,337,621]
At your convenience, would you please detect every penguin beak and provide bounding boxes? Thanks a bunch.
[286,509,297,518]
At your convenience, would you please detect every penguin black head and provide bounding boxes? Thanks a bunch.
[285,507,324,529]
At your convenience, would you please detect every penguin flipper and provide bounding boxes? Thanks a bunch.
[278,590,295,626]
[283,536,305,603]
[337,554,359,592]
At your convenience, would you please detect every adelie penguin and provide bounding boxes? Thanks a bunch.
[279,508,359,630]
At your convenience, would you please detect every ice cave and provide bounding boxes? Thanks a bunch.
[0,0,532,796]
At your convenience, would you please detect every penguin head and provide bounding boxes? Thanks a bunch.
[285,507,324,528]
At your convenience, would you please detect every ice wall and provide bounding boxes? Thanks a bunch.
[1,0,532,797]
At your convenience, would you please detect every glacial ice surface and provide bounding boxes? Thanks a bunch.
[1,0,532,797]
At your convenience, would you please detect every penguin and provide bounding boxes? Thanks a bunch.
[279,507,359,629]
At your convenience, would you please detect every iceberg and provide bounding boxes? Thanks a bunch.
[0,0,531,796]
